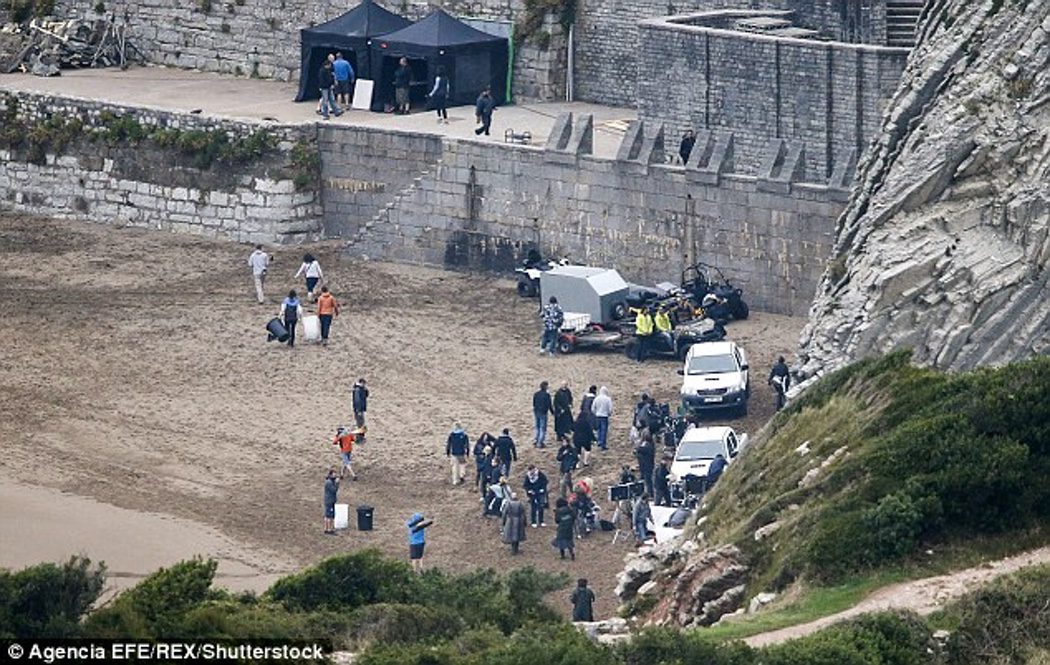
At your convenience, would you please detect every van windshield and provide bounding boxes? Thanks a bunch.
[687,353,737,375]
[677,440,725,461]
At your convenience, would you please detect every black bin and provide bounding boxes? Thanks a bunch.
[357,505,374,531]
[266,317,289,342]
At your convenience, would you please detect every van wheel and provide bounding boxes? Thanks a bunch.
[732,299,750,320]
[677,343,692,361]
[612,302,627,320]
[517,279,536,297]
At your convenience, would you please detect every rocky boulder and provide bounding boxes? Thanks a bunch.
[799,1,1050,377]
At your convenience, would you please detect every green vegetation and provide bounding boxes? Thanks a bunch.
[701,352,1050,595]
[0,96,280,171]
[290,139,321,191]
[515,0,576,48]
[3,0,54,24]
[2,548,1049,664]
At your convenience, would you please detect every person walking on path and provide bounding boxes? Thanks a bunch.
[352,378,369,428]
[446,423,470,486]
[572,413,595,468]
[552,497,576,560]
[323,468,340,535]
[394,57,412,114]
[247,245,270,304]
[532,381,554,447]
[523,465,549,528]
[315,286,340,346]
[592,386,613,451]
[501,492,527,554]
[280,290,303,348]
[333,52,355,107]
[427,65,450,124]
[294,253,324,301]
[554,382,574,442]
[571,578,596,621]
[474,87,494,136]
[495,428,517,477]
[556,439,579,498]
[406,512,432,573]
[318,59,342,120]
[633,494,653,546]
[540,296,564,355]
[332,427,359,481]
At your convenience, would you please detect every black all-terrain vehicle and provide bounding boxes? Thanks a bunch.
[515,250,568,297]
[682,263,749,321]
[622,317,727,361]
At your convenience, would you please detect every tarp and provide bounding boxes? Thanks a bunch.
[294,0,411,102]
[370,8,508,110]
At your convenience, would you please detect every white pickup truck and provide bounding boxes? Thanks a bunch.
[679,340,750,417]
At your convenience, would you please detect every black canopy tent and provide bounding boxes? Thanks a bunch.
[370,9,508,112]
[294,0,411,102]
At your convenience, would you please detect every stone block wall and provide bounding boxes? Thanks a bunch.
[52,0,566,101]
[637,12,909,177]
[575,0,900,108]
[319,125,443,240]
[0,92,322,244]
[322,125,845,316]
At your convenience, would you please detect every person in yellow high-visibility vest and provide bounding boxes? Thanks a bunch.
[633,307,655,363]
[654,306,674,352]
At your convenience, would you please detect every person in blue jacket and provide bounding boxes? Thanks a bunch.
[406,512,432,573]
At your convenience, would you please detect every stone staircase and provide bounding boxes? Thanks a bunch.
[886,0,927,47]
[345,160,441,254]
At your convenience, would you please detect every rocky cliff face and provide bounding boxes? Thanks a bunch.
[798,0,1050,378]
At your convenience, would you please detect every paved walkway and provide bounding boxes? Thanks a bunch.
[0,67,636,157]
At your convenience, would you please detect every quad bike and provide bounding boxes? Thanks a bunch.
[515,250,568,297]
[681,263,750,321]
[622,317,727,361]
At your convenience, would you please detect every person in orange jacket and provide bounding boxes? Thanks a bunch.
[316,286,341,346]
[333,426,359,480]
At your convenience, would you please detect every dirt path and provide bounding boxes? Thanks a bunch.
[744,545,1050,647]
[0,214,802,619]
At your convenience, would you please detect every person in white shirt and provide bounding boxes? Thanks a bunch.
[294,253,324,300]
[247,245,270,304]
[592,386,613,451]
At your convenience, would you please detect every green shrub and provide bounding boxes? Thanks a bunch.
[266,549,418,612]
[761,612,932,665]
[0,556,106,638]
[83,558,217,638]
[614,626,754,665]
[945,564,1050,665]
[346,603,463,648]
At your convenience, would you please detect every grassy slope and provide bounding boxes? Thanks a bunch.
[683,352,1050,638]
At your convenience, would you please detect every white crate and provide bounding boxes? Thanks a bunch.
[562,312,591,332]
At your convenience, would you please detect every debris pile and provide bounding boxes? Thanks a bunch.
[1,17,143,76]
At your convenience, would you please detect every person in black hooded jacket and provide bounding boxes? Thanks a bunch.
[572,413,595,467]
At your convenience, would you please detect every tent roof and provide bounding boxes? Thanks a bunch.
[378,8,505,48]
[307,0,410,39]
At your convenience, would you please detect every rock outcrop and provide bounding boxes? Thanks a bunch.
[618,543,750,628]
[798,0,1050,378]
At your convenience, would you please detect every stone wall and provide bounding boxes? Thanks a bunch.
[0,91,322,244]
[52,0,567,101]
[637,11,909,177]
[322,120,846,316]
[573,0,893,108]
